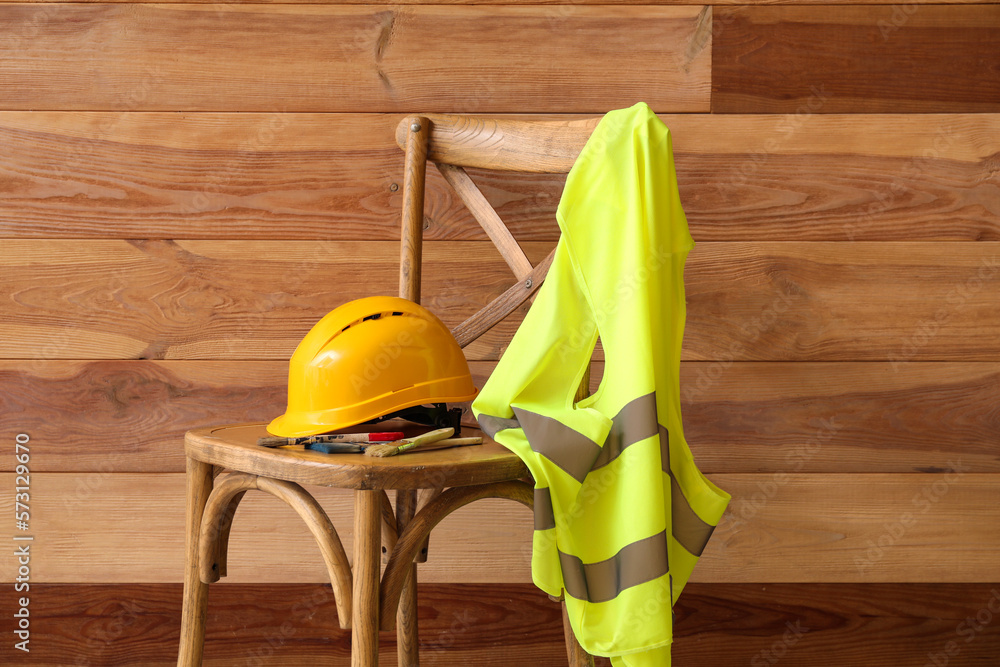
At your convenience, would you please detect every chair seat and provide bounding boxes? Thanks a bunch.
[185,422,529,490]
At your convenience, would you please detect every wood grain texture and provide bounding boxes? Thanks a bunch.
[0,360,287,472]
[452,247,555,348]
[0,112,406,239]
[185,423,529,491]
[681,361,1000,474]
[673,583,1000,665]
[378,481,534,630]
[684,242,1000,362]
[713,6,1000,113]
[392,488,420,666]
[0,5,710,112]
[2,112,997,241]
[2,240,997,361]
[3,583,999,665]
[3,0,995,4]
[0,239,551,362]
[177,456,213,667]
[4,360,1000,474]
[352,490,382,666]
[701,473,1000,584]
[2,472,535,584]
[406,114,598,173]
[195,474,353,628]
[0,3,994,665]
[436,163,534,277]
[399,116,429,304]
[3,472,998,583]
[0,584,574,666]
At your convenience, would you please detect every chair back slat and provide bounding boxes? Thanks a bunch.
[395,114,599,173]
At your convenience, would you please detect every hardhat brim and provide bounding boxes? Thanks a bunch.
[267,383,478,438]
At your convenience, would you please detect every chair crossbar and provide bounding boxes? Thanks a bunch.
[452,246,556,349]
[435,162,534,279]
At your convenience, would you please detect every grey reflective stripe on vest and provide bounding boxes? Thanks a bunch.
[477,413,521,440]
[483,393,658,478]
[480,401,717,556]
[593,399,717,557]
[668,472,717,557]
[591,393,659,471]
[660,423,717,557]
[513,407,601,483]
[534,487,556,530]
[558,530,670,604]
[658,424,670,474]
[477,412,560,531]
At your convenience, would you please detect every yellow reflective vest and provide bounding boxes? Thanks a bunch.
[472,102,731,666]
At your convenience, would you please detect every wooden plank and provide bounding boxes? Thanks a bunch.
[0,361,283,473]
[0,0,991,5]
[0,583,576,666]
[3,472,998,583]
[0,239,549,362]
[2,240,998,361]
[0,112,406,240]
[684,241,1000,362]
[681,361,1000,474]
[701,473,1000,583]
[713,6,1000,113]
[1,112,997,241]
[2,472,535,584]
[0,5,710,112]
[4,361,1000,474]
[2,0,995,4]
[3,583,998,666]
[674,583,1000,665]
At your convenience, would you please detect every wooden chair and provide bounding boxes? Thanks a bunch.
[177,113,604,666]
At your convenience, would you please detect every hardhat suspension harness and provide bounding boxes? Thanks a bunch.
[357,403,463,436]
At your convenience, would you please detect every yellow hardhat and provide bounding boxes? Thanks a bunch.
[267,296,478,437]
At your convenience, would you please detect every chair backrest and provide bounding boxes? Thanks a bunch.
[393,113,601,350]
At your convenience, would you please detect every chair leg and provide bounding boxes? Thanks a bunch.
[396,564,420,665]
[395,490,420,666]
[562,601,594,667]
[178,457,214,667]
[353,490,382,667]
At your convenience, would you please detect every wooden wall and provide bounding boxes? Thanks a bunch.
[1,1,999,665]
